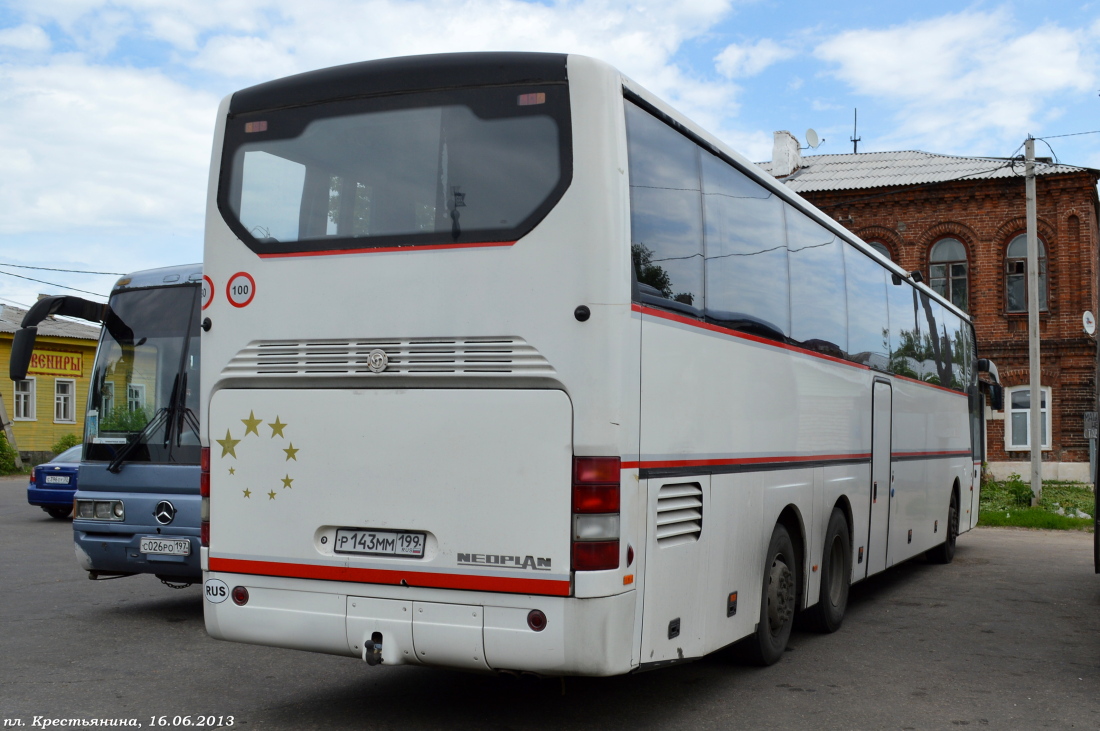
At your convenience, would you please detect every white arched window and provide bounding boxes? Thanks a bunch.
[1005,234,1047,312]
[929,238,968,312]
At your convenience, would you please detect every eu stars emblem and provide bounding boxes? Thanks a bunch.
[219,412,304,501]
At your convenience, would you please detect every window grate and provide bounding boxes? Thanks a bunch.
[655,483,702,548]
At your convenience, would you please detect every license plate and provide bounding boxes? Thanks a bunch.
[139,537,191,556]
[44,475,70,485]
[334,528,425,558]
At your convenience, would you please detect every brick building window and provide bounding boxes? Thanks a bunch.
[929,238,968,311]
[1005,385,1050,451]
[1005,234,1047,312]
[868,241,892,260]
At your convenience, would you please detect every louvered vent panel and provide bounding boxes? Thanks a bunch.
[655,483,702,548]
[222,337,554,378]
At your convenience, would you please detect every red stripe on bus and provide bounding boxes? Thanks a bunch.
[621,453,872,470]
[634,304,867,369]
[256,241,516,259]
[208,557,571,596]
[894,450,973,458]
[633,304,968,398]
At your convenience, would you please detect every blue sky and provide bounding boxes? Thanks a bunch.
[0,0,1098,305]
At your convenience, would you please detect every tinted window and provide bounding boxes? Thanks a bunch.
[888,278,924,379]
[221,84,570,255]
[701,152,789,338]
[845,248,889,369]
[786,205,847,355]
[626,103,704,311]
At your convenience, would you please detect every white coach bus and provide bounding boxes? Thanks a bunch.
[200,53,1000,674]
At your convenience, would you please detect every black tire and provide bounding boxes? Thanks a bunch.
[44,506,72,519]
[926,490,959,564]
[804,508,851,633]
[745,523,799,666]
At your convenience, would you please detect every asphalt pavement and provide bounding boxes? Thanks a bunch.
[2,474,1098,730]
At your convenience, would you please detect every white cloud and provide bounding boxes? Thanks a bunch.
[814,10,1100,152]
[0,24,51,51]
[0,62,218,237]
[714,38,793,78]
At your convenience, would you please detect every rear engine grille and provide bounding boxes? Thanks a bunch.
[223,337,554,378]
[655,483,703,548]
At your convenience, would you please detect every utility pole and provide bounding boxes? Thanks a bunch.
[1025,137,1042,504]
[851,109,861,154]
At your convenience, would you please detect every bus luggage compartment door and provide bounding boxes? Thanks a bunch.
[207,388,574,598]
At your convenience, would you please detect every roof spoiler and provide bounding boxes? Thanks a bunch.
[9,296,108,382]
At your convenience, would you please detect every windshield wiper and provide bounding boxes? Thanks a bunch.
[106,374,179,474]
[173,372,200,448]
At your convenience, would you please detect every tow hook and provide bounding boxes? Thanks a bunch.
[364,632,384,666]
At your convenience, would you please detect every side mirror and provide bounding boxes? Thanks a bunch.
[989,383,1004,412]
[9,327,37,381]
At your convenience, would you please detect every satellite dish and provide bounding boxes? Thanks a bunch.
[1084,310,1096,336]
[806,128,821,149]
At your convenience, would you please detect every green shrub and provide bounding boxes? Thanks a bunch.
[1005,473,1033,506]
[0,431,18,474]
[51,433,81,454]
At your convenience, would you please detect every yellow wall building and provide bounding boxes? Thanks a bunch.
[1,304,101,463]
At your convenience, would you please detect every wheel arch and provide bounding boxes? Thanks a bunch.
[775,504,807,609]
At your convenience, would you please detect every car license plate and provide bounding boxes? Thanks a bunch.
[334,528,425,558]
[44,475,70,485]
[139,537,191,556]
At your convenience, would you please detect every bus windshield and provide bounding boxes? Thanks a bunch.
[218,84,571,255]
[85,285,201,465]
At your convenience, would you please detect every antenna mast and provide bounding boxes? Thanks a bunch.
[851,109,861,154]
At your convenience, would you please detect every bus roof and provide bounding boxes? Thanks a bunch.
[112,264,202,293]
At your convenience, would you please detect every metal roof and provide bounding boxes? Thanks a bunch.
[756,149,1095,193]
[0,304,100,341]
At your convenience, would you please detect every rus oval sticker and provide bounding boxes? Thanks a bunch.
[204,578,229,604]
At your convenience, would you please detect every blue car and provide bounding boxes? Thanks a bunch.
[28,445,81,519]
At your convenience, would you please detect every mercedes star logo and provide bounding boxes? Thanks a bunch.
[154,500,176,525]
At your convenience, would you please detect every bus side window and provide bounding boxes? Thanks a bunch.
[700,152,789,340]
[625,102,703,313]
[844,248,889,369]
[785,204,847,356]
[888,278,923,379]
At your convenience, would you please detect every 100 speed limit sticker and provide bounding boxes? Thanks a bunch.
[226,272,256,308]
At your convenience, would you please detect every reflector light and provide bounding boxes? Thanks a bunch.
[231,585,249,605]
[527,609,547,632]
[517,92,546,106]
[201,520,209,547]
[200,471,210,498]
[573,457,620,485]
[572,540,619,571]
[244,121,268,133]
[200,447,210,473]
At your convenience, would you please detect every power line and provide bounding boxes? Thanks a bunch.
[1040,130,1100,140]
[0,268,107,298]
[0,262,124,276]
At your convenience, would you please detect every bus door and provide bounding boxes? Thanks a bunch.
[866,380,893,577]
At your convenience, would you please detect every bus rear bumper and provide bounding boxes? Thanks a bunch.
[74,525,201,581]
[203,571,637,676]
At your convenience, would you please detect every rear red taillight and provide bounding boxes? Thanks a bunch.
[571,456,620,572]
[200,447,210,546]
[572,541,620,572]
[200,447,210,497]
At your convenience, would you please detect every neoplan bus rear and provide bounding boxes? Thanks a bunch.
[200,53,1000,675]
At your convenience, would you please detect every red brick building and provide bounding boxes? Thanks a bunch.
[763,134,1100,480]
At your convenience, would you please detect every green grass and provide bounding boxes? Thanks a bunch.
[979,474,1095,531]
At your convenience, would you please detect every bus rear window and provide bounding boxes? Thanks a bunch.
[219,85,571,255]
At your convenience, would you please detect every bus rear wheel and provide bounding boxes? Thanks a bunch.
[746,523,798,666]
[926,490,959,564]
[803,508,850,633]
